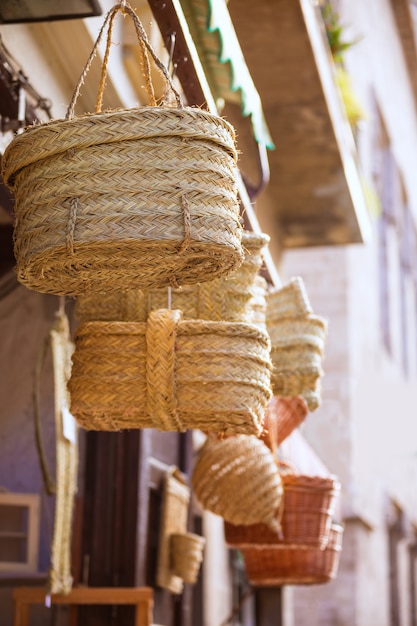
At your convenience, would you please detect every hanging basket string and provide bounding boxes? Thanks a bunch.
[66,0,183,120]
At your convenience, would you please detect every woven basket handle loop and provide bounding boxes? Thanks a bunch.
[146,308,184,432]
[66,1,183,120]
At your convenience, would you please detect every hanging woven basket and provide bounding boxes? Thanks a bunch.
[267,277,313,320]
[224,471,340,550]
[170,532,205,584]
[75,231,269,323]
[191,434,283,530]
[241,523,343,586]
[68,309,272,434]
[2,2,243,296]
[265,396,309,446]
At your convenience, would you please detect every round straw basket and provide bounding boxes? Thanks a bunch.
[2,3,243,296]
[241,523,343,586]
[224,473,340,550]
[268,316,328,397]
[75,231,269,323]
[68,309,272,434]
[170,532,205,584]
[191,434,283,530]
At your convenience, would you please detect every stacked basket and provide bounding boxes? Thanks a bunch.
[2,2,276,437]
[266,277,328,411]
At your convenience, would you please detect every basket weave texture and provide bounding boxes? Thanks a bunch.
[170,532,205,584]
[68,309,272,434]
[267,278,328,406]
[224,473,340,549]
[2,3,243,296]
[75,231,269,323]
[241,523,343,586]
[265,396,309,446]
[191,434,283,530]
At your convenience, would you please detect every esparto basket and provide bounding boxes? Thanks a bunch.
[241,523,343,586]
[267,277,313,320]
[170,532,205,584]
[68,309,272,434]
[2,2,243,296]
[191,434,283,531]
[75,231,270,323]
[267,316,328,398]
[224,472,340,550]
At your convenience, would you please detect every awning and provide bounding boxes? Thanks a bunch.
[179,0,274,149]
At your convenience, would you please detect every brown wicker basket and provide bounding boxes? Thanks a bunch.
[266,396,309,446]
[2,2,243,296]
[75,231,269,323]
[192,434,283,531]
[224,473,340,550]
[241,523,343,586]
[68,309,272,434]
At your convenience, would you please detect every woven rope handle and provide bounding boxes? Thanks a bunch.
[146,308,184,431]
[66,1,183,120]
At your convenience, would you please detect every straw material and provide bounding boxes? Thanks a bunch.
[266,277,328,403]
[2,2,243,296]
[48,311,78,595]
[246,275,268,330]
[68,309,272,434]
[224,473,340,550]
[267,277,313,320]
[170,532,205,584]
[268,316,328,398]
[156,467,190,594]
[75,231,269,324]
[192,434,283,530]
[241,523,343,586]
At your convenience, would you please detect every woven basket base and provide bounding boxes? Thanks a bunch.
[17,240,243,296]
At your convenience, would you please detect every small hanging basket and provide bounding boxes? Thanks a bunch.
[266,396,309,446]
[267,277,313,320]
[191,434,283,530]
[2,2,243,296]
[224,472,340,550]
[241,523,343,586]
[68,309,272,434]
[75,231,270,323]
[170,532,205,584]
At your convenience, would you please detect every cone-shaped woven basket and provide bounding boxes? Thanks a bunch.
[170,532,205,584]
[68,309,272,434]
[224,471,340,550]
[192,434,283,530]
[2,2,243,296]
[241,523,343,586]
[75,231,269,323]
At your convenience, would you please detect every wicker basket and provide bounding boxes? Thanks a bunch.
[192,434,283,530]
[266,396,309,446]
[68,309,272,434]
[170,532,205,584]
[75,231,269,323]
[2,2,243,296]
[224,473,340,549]
[241,523,343,586]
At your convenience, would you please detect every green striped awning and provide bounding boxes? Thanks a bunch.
[180,0,275,149]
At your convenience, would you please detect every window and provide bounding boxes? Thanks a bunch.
[0,492,40,572]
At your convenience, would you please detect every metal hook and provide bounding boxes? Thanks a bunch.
[167,32,177,79]
[17,85,26,134]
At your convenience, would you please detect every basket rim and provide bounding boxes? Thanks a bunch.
[2,105,237,185]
